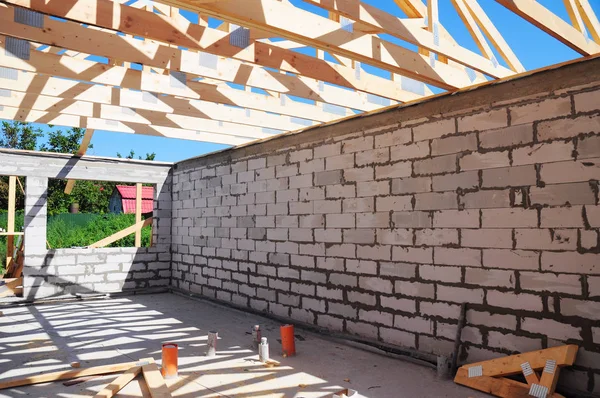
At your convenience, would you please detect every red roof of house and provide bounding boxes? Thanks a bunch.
[115,185,154,214]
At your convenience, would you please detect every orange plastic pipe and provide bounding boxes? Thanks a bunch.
[161,343,178,379]
[280,324,296,357]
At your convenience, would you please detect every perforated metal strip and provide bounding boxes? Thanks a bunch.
[401,76,425,96]
[340,16,354,33]
[142,92,158,104]
[467,365,482,378]
[5,37,30,60]
[529,383,549,398]
[198,52,218,69]
[0,67,18,81]
[229,25,250,48]
[169,71,187,89]
[520,362,533,376]
[14,8,43,28]
[543,359,556,375]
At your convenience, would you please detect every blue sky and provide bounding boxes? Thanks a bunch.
[4,0,598,162]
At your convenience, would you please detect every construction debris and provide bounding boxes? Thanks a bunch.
[454,345,578,398]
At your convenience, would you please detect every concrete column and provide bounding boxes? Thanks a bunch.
[23,176,50,299]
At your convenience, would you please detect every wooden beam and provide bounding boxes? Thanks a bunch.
[496,0,600,55]
[141,362,172,398]
[462,0,525,72]
[4,0,420,103]
[539,360,561,396]
[302,0,515,77]
[451,0,495,59]
[0,360,147,389]
[88,218,152,249]
[576,0,600,43]
[127,0,489,89]
[453,367,565,398]
[64,129,94,195]
[460,345,578,378]
[392,0,490,81]
[0,77,318,131]
[0,39,346,123]
[93,366,142,398]
[6,176,16,272]
[0,87,284,140]
[564,0,586,33]
[135,183,142,248]
[0,104,256,146]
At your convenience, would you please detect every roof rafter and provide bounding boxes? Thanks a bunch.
[0,104,253,145]
[0,4,392,111]
[303,0,516,76]
[3,0,420,103]
[0,37,348,122]
[0,84,309,132]
[148,0,489,89]
[496,0,600,55]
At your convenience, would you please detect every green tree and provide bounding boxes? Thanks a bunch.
[39,127,89,154]
[0,121,42,208]
[0,121,42,151]
[117,150,156,161]
[0,122,156,215]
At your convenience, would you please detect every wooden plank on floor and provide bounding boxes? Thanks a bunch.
[0,360,147,389]
[0,277,22,297]
[142,362,172,398]
[93,366,142,398]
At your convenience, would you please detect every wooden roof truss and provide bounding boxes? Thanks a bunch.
[0,0,598,146]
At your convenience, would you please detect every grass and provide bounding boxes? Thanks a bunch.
[0,212,151,273]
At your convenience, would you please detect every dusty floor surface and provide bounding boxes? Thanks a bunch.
[0,293,488,397]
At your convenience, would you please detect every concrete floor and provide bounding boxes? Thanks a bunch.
[0,293,487,397]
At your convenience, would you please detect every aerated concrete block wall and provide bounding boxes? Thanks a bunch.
[0,151,173,300]
[171,59,600,395]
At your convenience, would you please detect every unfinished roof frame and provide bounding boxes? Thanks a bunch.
[0,0,598,149]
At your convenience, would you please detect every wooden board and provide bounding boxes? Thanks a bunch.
[64,129,95,194]
[89,218,152,249]
[93,366,141,398]
[0,360,146,389]
[141,362,172,398]
[0,277,22,297]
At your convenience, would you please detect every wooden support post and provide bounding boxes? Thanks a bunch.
[6,176,16,271]
[65,129,94,194]
[135,183,142,247]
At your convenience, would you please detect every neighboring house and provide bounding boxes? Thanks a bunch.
[109,185,154,215]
